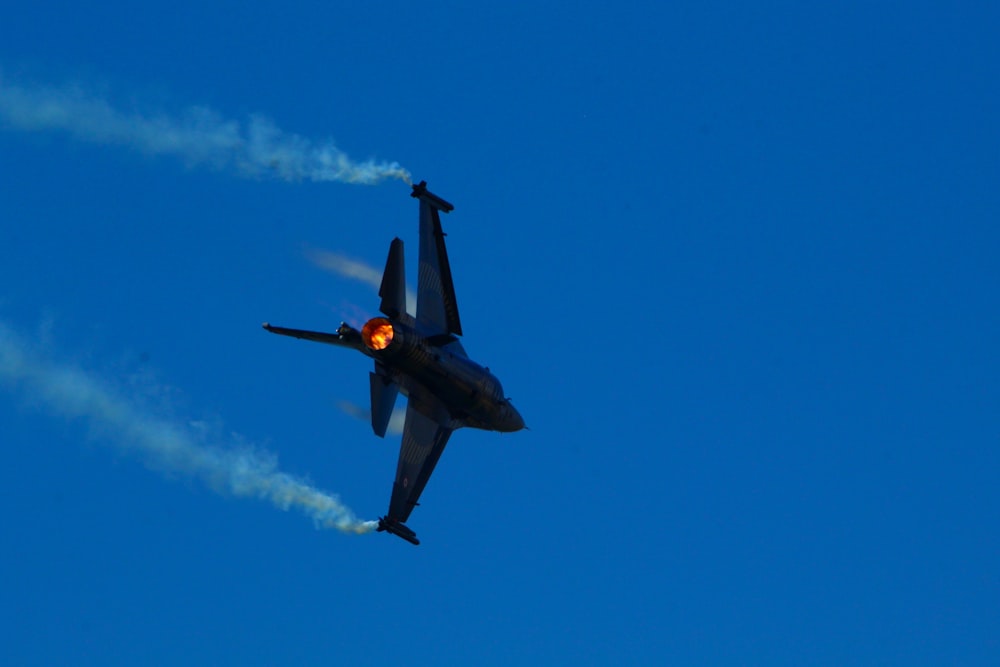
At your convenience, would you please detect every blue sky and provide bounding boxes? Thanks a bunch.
[1,3,998,665]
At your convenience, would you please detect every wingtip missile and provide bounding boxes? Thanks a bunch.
[377,516,421,545]
[410,180,454,213]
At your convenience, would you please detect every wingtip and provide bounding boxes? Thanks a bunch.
[377,516,421,545]
[409,180,454,212]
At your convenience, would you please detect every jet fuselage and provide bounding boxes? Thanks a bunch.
[353,316,524,433]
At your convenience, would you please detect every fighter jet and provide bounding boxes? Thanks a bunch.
[263,182,525,545]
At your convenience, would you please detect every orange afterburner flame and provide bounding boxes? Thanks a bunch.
[361,317,394,351]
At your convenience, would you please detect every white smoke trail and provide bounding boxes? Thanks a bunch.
[305,247,417,311]
[306,247,384,289]
[335,399,405,435]
[0,76,410,185]
[0,320,376,534]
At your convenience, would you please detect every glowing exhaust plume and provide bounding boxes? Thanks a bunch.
[0,76,410,185]
[362,317,394,350]
[305,247,417,310]
[0,320,376,534]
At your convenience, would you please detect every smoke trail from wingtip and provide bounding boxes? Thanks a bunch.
[0,320,376,534]
[0,76,410,185]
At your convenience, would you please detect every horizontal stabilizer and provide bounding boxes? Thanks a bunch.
[262,322,363,349]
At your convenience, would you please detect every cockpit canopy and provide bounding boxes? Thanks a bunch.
[481,373,504,400]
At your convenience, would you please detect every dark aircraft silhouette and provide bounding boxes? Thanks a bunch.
[263,182,525,545]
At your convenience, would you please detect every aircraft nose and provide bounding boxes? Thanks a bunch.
[504,404,525,432]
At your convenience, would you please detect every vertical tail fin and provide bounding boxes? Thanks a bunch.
[379,238,406,319]
[369,364,399,438]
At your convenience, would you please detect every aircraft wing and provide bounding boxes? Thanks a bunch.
[387,391,454,523]
[412,182,463,338]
